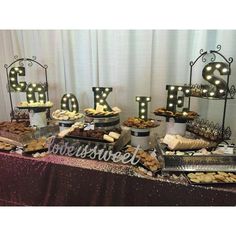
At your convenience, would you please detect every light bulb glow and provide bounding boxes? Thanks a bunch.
[222,68,228,73]
[141,103,145,106]
[63,97,67,101]
[38,87,42,91]
[29,88,33,92]
[62,104,66,107]
[210,92,215,96]
[203,89,207,93]
[14,67,19,71]
[169,95,174,99]
[146,97,150,101]
[185,89,190,93]
[100,99,104,103]
[169,103,173,107]
[105,88,109,92]
[39,94,44,98]
[177,100,182,104]
[102,93,107,97]
[215,80,220,85]
[96,95,99,98]
[32,83,36,87]
[96,88,99,91]
[11,71,15,74]
[66,94,70,97]
[219,89,224,93]
[178,87,182,91]
[71,98,75,102]
[206,75,212,80]
[141,115,145,119]
[216,64,221,68]
[206,66,212,71]
[170,86,175,90]
[136,97,140,101]
[141,109,145,113]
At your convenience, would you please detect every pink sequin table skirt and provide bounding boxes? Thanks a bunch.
[0,151,235,206]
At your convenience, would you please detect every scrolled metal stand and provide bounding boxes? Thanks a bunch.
[188,45,234,142]
[4,56,50,121]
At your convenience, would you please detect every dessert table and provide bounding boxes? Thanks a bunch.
[0,151,235,206]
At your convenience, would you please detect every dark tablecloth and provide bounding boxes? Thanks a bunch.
[0,151,235,206]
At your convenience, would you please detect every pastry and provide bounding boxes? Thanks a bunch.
[84,105,121,117]
[162,134,216,150]
[123,117,158,129]
[52,109,83,121]
[24,137,47,152]
[108,132,120,140]
[103,134,114,143]
[126,146,160,172]
[187,172,236,184]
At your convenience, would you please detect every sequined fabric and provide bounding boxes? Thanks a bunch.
[0,151,235,206]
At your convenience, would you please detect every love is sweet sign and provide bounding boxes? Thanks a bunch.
[48,137,140,165]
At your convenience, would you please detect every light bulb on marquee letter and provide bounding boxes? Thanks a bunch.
[60,93,79,112]
[135,96,151,120]
[9,66,27,92]
[202,62,230,98]
[26,83,46,103]
[92,87,112,111]
[166,85,190,113]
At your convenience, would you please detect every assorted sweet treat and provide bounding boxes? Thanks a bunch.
[154,107,198,119]
[84,104,121,117]
[123,117,158,129]
[24,137,47,152]
[0,121,33,135]
[68,127,120,143]
[11,109,29,120]
[162,134,216,150]
[126,146,161,172]
[57,122,84,138]
[52,109,83,121]
[187,172,236,184]
[164,147,225,156]
[0,141,16,151]
[17,101,53,108]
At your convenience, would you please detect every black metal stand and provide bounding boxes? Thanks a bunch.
[4,56,50,121]
[188,45,235,141]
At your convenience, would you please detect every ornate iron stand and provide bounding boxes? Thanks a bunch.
[188,45,235,141]
[4,56,50,121]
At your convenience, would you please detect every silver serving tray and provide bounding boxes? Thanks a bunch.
[156,139,236,172]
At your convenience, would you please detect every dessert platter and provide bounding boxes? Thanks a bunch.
[185,172,236,184]
[84,105,121,118]
[154,107,198,121]
[123,117,159,129]
[52,109,83,121]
